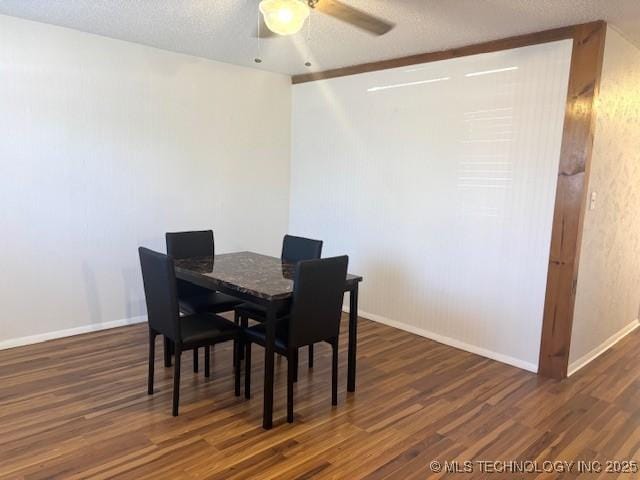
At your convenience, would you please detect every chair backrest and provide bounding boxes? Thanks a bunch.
[289,256,348,348]
[281,234,323,263]
[138,247,180,341]
[166,230,214,259]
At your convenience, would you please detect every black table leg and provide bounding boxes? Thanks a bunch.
[263,302,277,429]
[347,283,359,393]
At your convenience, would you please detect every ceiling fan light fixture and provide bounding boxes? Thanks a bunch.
[259,0,310,36]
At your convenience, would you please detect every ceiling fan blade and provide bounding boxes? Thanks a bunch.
[315,0,394,36]
[253,17,277,38]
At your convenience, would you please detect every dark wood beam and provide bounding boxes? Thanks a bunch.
[538,21,607,379]
[291,22,603,84]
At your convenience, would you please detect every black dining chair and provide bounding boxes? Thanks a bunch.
[165,230,242,373]
[243,255,348,423]
[139,247,241,416]
[234,234,323,372]
[281,234,323,264]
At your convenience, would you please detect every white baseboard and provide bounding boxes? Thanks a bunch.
[567,318,640,376]
[0,315,147,351]
[343,306,538,373]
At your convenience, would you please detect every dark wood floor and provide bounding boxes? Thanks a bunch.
[0,316,638,479]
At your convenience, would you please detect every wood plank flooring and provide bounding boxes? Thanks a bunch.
[0,317,638,479]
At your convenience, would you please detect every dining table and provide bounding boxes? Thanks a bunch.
[174,251,363,429]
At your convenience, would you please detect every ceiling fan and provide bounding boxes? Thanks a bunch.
[257,0,394,38]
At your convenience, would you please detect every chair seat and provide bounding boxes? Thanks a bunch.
[235,302,290,321]
[180,313,240,345]
[244,322,332,351]
[244,322,290,352]
[179,290,242,315]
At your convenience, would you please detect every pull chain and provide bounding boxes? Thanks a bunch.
[305,4,312,67]
[255,6,263,64]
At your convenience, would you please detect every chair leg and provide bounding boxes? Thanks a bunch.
[148,330,156,395]
[293,349,298,383]
[244,342,252,399]
[287,350,295,423]
[173,346,182,416]
[204,346,210,378]
[234,339,241,397]
[332,339,338,406]
[234,333,242,367]
[308,344,314,369]
[164,336,172,367]
[193,348,199,373]
[239,315,247,360]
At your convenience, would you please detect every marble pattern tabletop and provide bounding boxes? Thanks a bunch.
[174,251,362,301]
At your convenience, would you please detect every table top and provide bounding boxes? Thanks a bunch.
[174,251,362,302]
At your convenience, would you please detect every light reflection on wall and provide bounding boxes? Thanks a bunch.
[290,40,574,369]
[457,70,518,218]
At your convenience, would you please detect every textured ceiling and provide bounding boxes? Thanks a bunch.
[1,0,639,76]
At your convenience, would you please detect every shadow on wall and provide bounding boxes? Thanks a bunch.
[82,261,103,325]
[356,254,532,368]
[359,257,415,322]
[125,234,165,321]
[123,266,146,320]
[82,261,147,327]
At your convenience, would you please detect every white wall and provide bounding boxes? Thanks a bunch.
[569,27,640,374]
[0,15,291,347]
[290,41,573,371]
